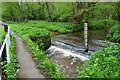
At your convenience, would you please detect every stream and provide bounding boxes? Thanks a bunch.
[0,21,111,78]
[45,28,110,78]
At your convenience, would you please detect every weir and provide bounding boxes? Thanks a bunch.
[47,45,89,62]
[45,28,110,77]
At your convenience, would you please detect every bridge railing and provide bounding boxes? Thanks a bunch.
[0,25,10,64]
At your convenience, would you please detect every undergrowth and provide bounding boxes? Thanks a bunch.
[107,23,120,43]
[1,35,19,78]
[77,44,120,78]
[9,24,65,78]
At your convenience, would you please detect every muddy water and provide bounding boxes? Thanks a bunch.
[45,28,110,78]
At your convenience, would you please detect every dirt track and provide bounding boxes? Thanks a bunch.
[10,30,45,78]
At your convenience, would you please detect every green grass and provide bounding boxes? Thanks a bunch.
[9,24,64,78]
[1,35,19,78]
[0,27,6,43]
[6,20,83,33]
[77,44,120,78]
[18,20,74,33]
[9,24,51,50]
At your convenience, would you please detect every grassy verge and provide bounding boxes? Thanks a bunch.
[22,35,64,78]
[5,20,118,32]
[9,24,51,50]
[77,44,120,78]
[9,24,64,78]
[1,35,19,78]
[6,20,83,33]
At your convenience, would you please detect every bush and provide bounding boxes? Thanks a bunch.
[28,28,51,50]
[89,20,105,28]
[77,44,120,78]
[88,19,117,29]
[107,23,120,43]
[9,24,51,50]
[105,19,117,27]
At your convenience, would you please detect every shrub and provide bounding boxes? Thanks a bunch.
[89,20,105,29]
[107,23,120,43]
[28,28,51,50]
[9,24,51,50]
[105,19,118,27]
[77,44,120,78]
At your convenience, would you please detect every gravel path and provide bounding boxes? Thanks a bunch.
[10,30,45,78]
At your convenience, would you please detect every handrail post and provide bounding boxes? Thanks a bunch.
[0,25,10,63]
[8,26,10,46]
[6,26,10,64]
[6,34,10,64]
[4,25,8,32]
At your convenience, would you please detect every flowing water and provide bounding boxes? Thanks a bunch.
[0,21,110,77]
[45,28,110,77]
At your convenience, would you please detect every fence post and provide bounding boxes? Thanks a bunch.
[84,23,88,52]
[8,26,10,46]
[4,25,8,32]
[6,34,10,64]
[6,26,10,64]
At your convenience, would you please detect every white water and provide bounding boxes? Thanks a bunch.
[47,46,89,62]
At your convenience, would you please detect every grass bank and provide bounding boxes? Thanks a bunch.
[77,44,120,78]
[9,24,65,78]
[6,20,83,33]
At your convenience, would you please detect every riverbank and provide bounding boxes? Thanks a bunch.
[46,28,111,77]
[5,20,82,33]
[8,23,64,78]
[2,20,120,78]
[7,20,113,78]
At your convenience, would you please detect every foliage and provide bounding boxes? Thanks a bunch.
[77,44,120,78]
[107,23,120,43]
[105,19,118,27]
[9,20,82,33]
[5,20,82,33]
[87,2,117,28]
[9,24,51,50]
[0,27,6,43]
[2,2,118,29]
[88,19,117,29]
[89,20,105,28]
[1,35,19,78]
[22,35,64,78]
[28,28,51,50]
[9,24,64,78]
